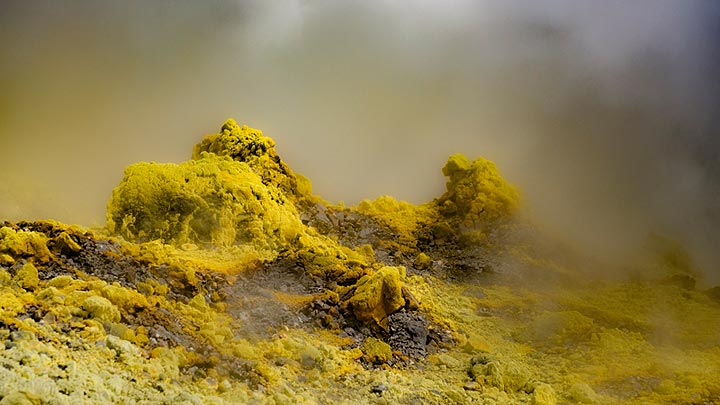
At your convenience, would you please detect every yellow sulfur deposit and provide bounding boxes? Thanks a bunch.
[361,336,393,364]
[12,263,39,291]
[192,118,312,201]
[346,266,406,328]
[357,196,439,243]
[438,153,519,226]
[1,119,719,404]
[106,154,304,248]
[0,227,52,263]
[82,296,121,323]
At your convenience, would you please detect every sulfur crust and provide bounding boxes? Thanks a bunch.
[1,119,718,404]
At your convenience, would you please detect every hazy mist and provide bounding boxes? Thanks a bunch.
[1,1,718,280]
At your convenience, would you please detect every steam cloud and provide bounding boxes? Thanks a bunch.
[1,1,718,280]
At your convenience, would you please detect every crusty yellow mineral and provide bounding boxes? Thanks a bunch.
[361,336,392,364]
[346,266,407,327]
[192,119,311,201]
[82,295,121,323]
[438,153,519,226]
[0,227,52,263]
[106,153,303,249]
[12,262,39,291]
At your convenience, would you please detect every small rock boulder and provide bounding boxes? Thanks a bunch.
[347,266,406,327]
[361,337,392,365]
[13,262,39,291]
[82,296,121,323]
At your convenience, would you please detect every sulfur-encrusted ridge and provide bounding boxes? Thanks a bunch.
[5,119,715,404]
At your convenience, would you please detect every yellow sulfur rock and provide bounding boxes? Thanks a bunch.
[82,296,121,323]
[134,326,149,346]
[532,383,557,405]
[107,323,136,341]
[13,262,39,291]
[80,319,106,341]
[293,236,370,282]
[35,287,62,304]
[192,119,311,201]
[361,337,392,364]
[0,391,38,405]
[462,335,492,354]
[414,252,432,270]
[54,232,82,254]
[0,291,24,315]
[106,150,304,250]
[188,293,209,311]
[357,195,438,244]
[438,153,519,226]
[2,119,720,404]
[0,254,14,266]
[568,382,599,403]
[0,227,52,262]
[0,270,11,286]
[347,266,406,327]
[46,275,74,288]
[100,283,149,311]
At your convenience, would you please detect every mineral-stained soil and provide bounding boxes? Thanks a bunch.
[1,120,719,404]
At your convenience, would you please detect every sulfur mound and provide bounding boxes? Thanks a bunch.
[192,118,312,200]
[438,153,519,227]
[346,266,407,328]
[107,145,304,249]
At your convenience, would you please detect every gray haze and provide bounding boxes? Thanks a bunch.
[1,1,718,280]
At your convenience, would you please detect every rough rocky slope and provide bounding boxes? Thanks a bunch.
[1,120,719,404]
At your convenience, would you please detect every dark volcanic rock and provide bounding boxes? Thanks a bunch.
[388,311,429,360]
